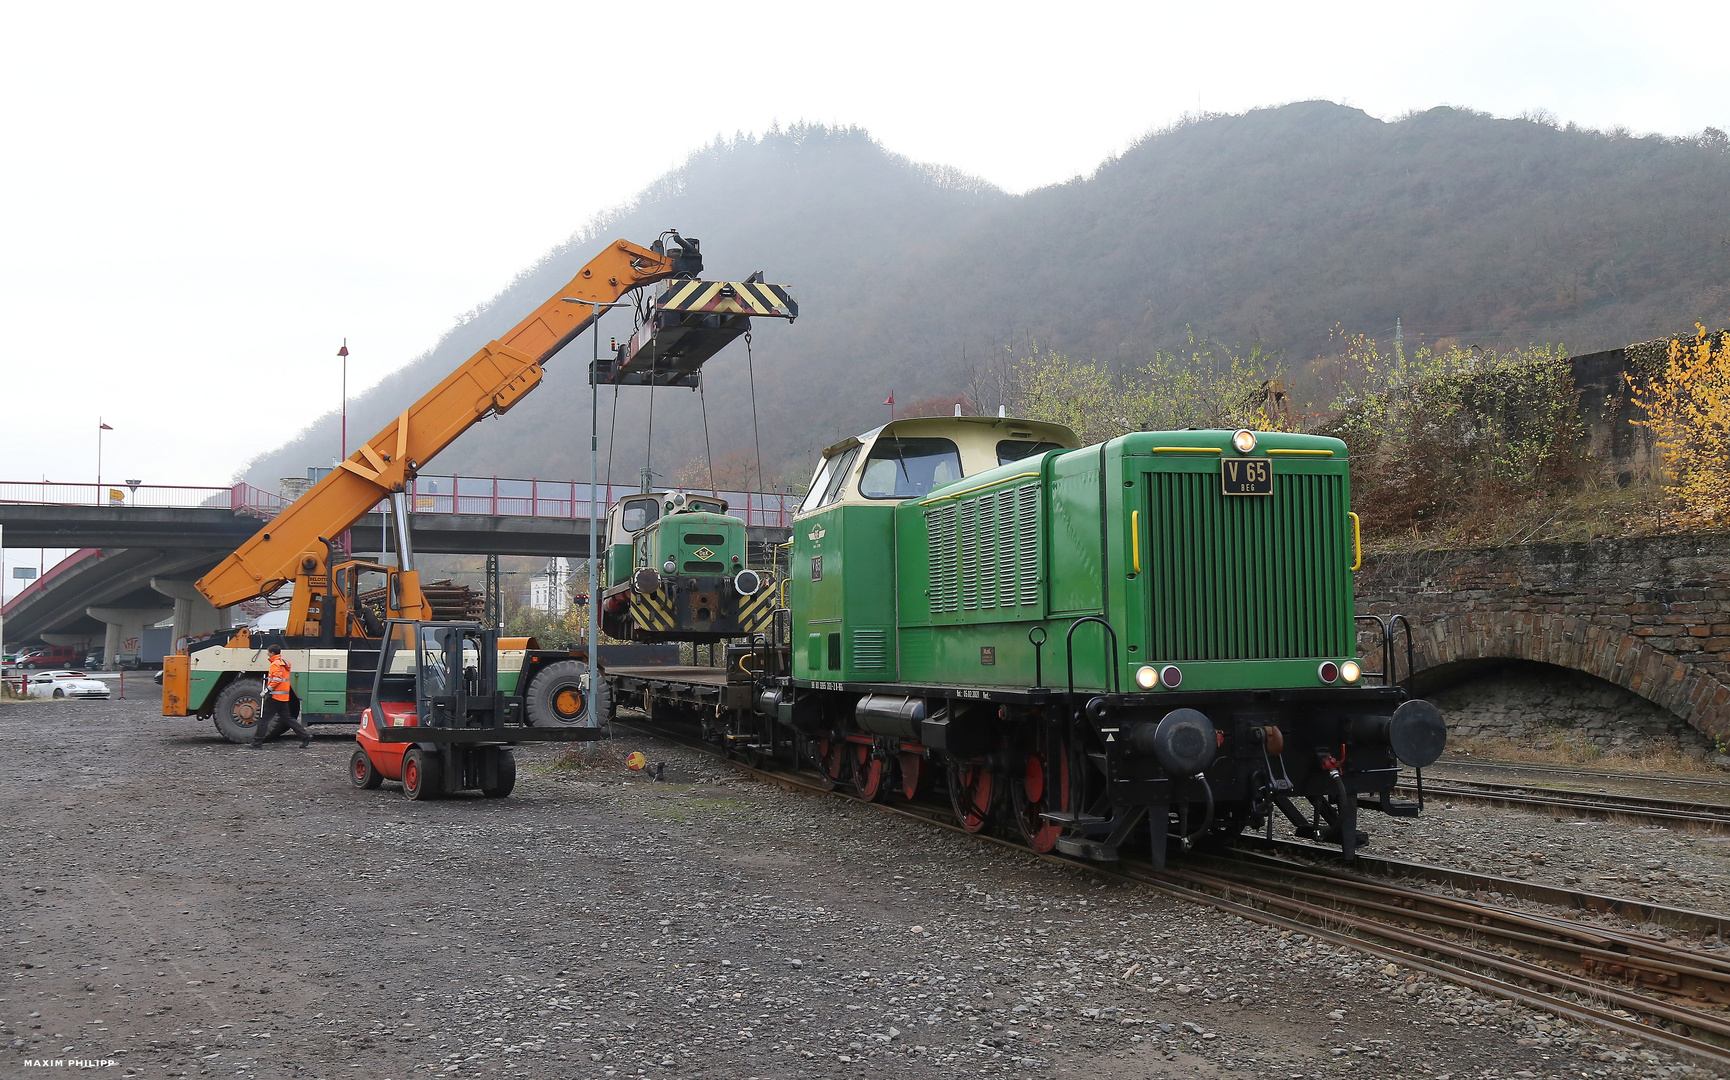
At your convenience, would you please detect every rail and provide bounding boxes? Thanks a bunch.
[0,477,796,528]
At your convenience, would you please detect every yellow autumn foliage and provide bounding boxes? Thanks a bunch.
[1630,325,1730,526]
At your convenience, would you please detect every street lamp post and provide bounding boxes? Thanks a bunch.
[96,419,112,505]
[588,306,605,731]
[337,340,349,462]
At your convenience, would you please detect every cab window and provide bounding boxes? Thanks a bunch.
[996,440,1066,465]
[621,498,660,533]
[799,446,861,513]
[859,437,963,499]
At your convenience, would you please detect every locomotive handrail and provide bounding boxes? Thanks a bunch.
[1388,614,1416,685]
[1354,614,1392,685]
[1064,616,1121,695]
[1028,625,1048,692]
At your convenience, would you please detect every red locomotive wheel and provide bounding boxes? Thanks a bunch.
[899,752,922,800]
[854,745,886,802]
[948,761,993,832]
[1024,754,1045,804]
[813,736,849,785]
[1012,739,1070,853]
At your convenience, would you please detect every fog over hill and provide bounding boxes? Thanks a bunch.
[244,103,1730,491]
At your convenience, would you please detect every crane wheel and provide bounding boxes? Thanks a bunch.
[350,748,383,790]
[401,748,440,800]
[524,660,589,727]
[211,678,267,744]
[481,748,517,798]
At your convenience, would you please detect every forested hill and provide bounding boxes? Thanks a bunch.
[243,103,1730,489]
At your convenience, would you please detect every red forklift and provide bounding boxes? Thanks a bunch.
[350,620,606,800]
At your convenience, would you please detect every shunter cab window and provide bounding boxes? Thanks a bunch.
[799,445,861,513]
[859,437,963,499]
[620,498,660,533]
[997,440,1066,465]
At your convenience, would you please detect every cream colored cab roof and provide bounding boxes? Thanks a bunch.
[796,415,1079,519]
[605,490,729,545]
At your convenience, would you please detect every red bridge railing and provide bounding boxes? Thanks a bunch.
[0,477,794,529]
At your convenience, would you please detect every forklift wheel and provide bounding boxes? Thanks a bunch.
[349,748,383,790]
[481,748,517,798]
[402,749,440,801]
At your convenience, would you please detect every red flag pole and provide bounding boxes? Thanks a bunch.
[883,392,894,424]
[338,340,350,463]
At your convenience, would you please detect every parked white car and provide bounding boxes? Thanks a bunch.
[25,670,111,700]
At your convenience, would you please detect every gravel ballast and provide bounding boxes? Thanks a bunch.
[2,696,1723,1079]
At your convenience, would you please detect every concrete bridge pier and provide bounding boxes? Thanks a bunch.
[86,605,172,670]
[151,578,230,649]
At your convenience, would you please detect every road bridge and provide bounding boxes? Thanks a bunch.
[1357,533,1730,747]
[1,478,794,650]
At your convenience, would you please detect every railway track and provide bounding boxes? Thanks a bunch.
[1247,836,1730,938]
[1436,757,1730,790]
[1404,776,1730,832]
[611,716,1730,1069]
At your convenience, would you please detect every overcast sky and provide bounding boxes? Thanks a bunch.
[1,0,1725,559]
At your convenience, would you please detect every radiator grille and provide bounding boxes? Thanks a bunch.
[1145,470,1351,660]
[928,482,1041,620]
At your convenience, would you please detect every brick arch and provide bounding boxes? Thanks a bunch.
[1405,612,1730,743]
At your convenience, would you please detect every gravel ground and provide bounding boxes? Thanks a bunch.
[3,696,1724,1080]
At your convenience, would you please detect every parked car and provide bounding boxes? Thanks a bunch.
[83,648,141,670]
[18,646,81,670]
[25,670,111,700]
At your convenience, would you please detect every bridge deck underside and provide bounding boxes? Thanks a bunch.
[1,504,789,642]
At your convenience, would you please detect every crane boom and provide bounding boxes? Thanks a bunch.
[198,235,700,610]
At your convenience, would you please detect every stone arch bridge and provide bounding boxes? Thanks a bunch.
[1356,534,1730,746]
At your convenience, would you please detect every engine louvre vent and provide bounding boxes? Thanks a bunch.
[852,629,888,670]
[926,482,1041,622]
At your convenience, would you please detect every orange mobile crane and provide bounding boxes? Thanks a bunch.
[163,233,709,740]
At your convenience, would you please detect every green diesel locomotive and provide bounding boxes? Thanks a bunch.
[600,490,778,643]
[734,412,1443,866]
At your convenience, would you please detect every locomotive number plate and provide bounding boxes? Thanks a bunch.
[1221,458,1272,495]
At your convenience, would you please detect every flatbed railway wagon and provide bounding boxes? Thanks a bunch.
[611,413,1446,865]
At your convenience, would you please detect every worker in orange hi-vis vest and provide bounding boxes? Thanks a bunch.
[246,645,312,749]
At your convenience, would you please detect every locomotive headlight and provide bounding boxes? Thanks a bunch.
[1160,665,1183,689]
[1135,664,1158,690]
[1341,660,1362,683]
[1318,660,1339,684]
[733,568,763,597]
[1231,429,1257,454]
[663,559,676,574]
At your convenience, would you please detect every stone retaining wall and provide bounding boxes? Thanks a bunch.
[1356,533,1730,747]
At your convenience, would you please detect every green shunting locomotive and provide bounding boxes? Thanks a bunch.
[600,491,778,643]
[748,413,1444,867]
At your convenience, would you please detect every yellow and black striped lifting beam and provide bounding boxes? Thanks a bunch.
[592,276,798,387]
